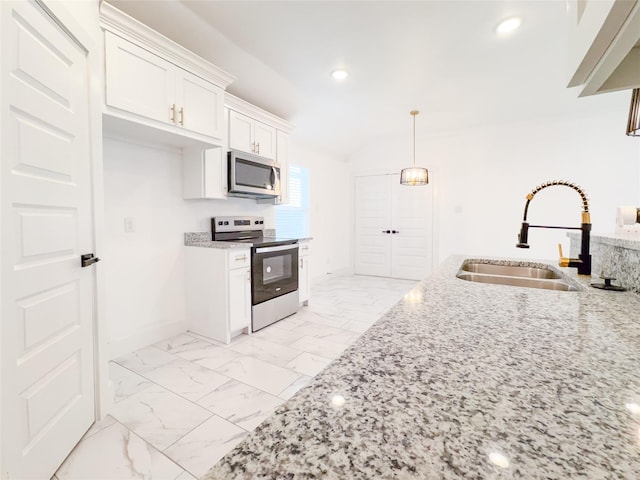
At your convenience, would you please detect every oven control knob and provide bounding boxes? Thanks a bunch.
[224,221,229,225]
[260,221,264,224]
[255,220,259,224]
[218,221,223,225]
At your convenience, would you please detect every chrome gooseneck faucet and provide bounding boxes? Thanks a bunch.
[516,180,592,276]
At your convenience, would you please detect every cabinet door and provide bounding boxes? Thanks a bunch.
[203,148,227,198]
[104,32,175,125]
[176,70,224,140]
[254,121,277,159]
[228,267,251,332]
[275,130,289,204]
[228,110,254,154]
[298,255,310,305]
[182,147,227,199]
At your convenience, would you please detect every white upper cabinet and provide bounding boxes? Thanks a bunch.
[275,130,290,205]
[105,33,175,125]
[228,110,276,159]
[253,121,277,159]
[182,147,227,199]
[100,3,233,146]
[567,0,640,96]
[176,69,225,139]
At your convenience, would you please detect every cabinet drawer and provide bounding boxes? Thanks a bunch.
[228,249,251,269]
[299,242,311,257]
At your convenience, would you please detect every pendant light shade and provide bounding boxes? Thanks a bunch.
[627,88,640,136]
[400,110,429,186]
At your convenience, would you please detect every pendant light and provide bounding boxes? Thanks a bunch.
[400,110,429,185]
[626,88,640,136]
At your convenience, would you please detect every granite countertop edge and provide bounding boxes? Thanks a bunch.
[184,232,312,249]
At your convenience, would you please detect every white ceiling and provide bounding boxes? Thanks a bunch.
[108,0,622,160]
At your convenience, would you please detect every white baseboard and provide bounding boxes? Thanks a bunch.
[107,319,189,360]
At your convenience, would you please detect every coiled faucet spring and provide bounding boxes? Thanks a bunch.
[525,180,589,216]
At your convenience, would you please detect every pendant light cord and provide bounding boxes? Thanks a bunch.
[413,113,416,167]
[410,110,419,167]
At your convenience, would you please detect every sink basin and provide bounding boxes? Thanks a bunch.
[456,260,582,292]
[461,262,560,279]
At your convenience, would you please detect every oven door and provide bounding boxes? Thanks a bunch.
[251,243,298,305]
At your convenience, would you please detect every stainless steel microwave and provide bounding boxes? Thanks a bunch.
[228,150,281,198]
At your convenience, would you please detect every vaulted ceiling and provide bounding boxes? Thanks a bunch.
[108,0,625,160]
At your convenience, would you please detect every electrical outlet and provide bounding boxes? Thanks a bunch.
[124,217,135,233]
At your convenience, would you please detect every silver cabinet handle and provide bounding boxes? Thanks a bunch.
[256,142,260,154]
[179,107,184,126]
[235,254,247,261]
[170,103,176,123]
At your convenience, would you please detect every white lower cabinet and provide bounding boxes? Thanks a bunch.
[298,241,311,306]
[185,247,251,344]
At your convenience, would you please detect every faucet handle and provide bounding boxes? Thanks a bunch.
[557,243,570,267]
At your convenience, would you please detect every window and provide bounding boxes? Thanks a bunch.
[275,164,310,238]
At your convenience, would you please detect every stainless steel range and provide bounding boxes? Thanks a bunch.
[212,216,299,331]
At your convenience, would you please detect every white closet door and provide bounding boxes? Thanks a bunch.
[355,175,392,276]
[1,1,96,478]
[354,174,432,280]
[390,174,433,280]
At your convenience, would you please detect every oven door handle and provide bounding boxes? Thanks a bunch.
[255,244,298,254]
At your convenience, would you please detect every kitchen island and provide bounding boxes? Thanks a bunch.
[203,256,640,479]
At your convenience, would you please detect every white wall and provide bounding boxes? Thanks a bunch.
[349,92,640,266]
[289,143,352,280]
[103,137,273,357]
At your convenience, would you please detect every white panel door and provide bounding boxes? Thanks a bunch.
[355,175,392,277]
[1,1,96,478]
[355,174,432,280]
[390,174,433,280]
[104,31,175,125]
[177,70,224,140]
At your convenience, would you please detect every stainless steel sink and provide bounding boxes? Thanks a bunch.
[461,262,560,279]
[456,260,582,292]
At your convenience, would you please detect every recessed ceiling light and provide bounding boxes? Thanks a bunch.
[331,69,348,80]
[496,17,522,35]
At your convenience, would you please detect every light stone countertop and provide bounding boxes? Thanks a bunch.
[568,231,640,251]
[184,232,311,249]
[203,255,640,479]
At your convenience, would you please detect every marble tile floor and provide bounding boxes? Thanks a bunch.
[53,274,418,480]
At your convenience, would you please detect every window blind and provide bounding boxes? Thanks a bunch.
[275,165,310,238]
